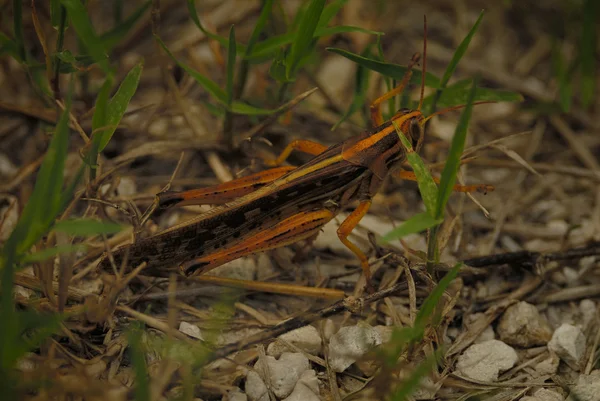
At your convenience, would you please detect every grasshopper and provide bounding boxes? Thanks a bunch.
[98,23,491,291]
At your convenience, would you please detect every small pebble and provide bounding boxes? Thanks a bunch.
[282,370,320,401]
[535,352,560,376]
[222,388,247,401]
[456,340,518,382]
[569,370,600,401]
[497,302,552,347]
[267,325,322,358]
[531,388,565,401]
[328,324,382,373]
[247,353,310,399]
[548,324,586,368]
[178,322,203,340]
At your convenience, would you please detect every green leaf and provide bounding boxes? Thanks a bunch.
[155,35,227,104]
[245,0,273,56]
[22,244,87,263]
[415,263,461,327]
[0,32,22,62]
[382,212,442,241]
[332,45,372,130]
[429,10,484,113]
[52,219,124,236]
[186,0,247,54]
[128,324,150,401]
[394,122,438,216]
[441,11,484,89]
[286,0,326,79]
[230,101,278,115]
[93,61,143,152]
[13,0,26,61]
[50,0,65,29]
[435,78,478,220]
[388,350,442,401]
[327,47,440,88]
[580,0,597,108]
[61,0,110,73]
[420,79,523,109]
[226,26,236,106]
[100,0,151,52]
[317,0,348,28]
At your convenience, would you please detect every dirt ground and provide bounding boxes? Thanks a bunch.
[1,0,599,400]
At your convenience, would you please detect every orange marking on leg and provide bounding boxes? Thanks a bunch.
[337,200,374,292]
[264,139,329,167]
[369,53,421,127]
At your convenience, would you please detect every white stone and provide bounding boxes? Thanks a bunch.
[328,325,383,373]
[245,370,268,401]
[579,300,596,330]
[497,302,552,347]
[178,322,203,340]
[282,370,320,401]
[455,340,518,382]
[532,388,564,401]
[535,352,559,376]
[569,370,600,401]
[251,353,310,399]
[548,324,586,367]
[267,325,322,357]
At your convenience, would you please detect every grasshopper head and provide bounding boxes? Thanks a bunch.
[391,108,426,153]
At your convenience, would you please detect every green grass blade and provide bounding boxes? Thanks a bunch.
[429,10,484,113]
[317,0,347,28]
[440,11,484,89]
[94,61,143,152]
[245,0,273,56]
[327,47,440,88]
[388,349,442,401]
[0,32,23,62]
[420,78,522,109]
[7,97,71,257]
[435,78,478,220]
[382,212,443,241]
[580,0,597,108]
[285,0,326,79]
[22,244,87,263]
[186,0,246,53]
[230,101,277,115]
[393,122,438,215]
[415,263,461,327]
[155,35,227,104]
[12,0,26,61]
[100,0,151,52]
[226,25,236,106]
[128,324,150,401]
[552,42,572,112]
[61,0,110,73]
[332,46,371,130]
[52,219,124,236]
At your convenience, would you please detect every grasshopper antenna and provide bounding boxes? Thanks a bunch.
[418,15,427,111]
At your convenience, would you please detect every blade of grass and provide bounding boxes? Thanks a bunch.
[186,0,246,53]
[61,0,110,73]
[226,26,236,107]
[382,212,443,241]
[100,0,151,52]
[52,219,124,236]
[285,0,326,79]
[98,61,142,151]
[429,10,484,114]
[388,349,443,401]
[394,122,438,215]
[317,0,348,28]
[12,0,26,61]
[332,45,371,130]
[434,79,478,220]
[128,324,150,401]
[580,0,597,108]
[327,48,440,88]
[551,41,572,112]
[420,78,522,109]
[22,244,87,263]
